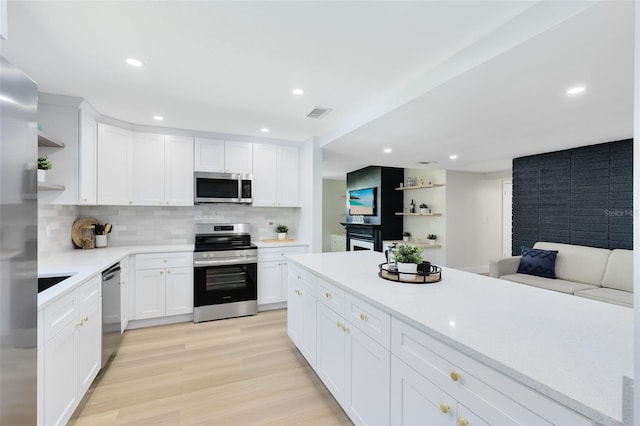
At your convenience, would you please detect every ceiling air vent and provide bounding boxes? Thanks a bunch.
[306,107,332,119]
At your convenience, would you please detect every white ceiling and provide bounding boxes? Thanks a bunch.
[1,1,634,179]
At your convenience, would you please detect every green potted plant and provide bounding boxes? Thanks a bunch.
[402,231,411,242]
[393,243,423,279]
[419,203,429,215]
[37,156,52,182]
[276,224,289,240]
[427,234,437,245]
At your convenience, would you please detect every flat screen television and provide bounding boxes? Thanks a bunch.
[348,187,377,216]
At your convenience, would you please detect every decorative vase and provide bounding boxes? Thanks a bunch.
[277,232,287,240]
[397,262,418,280]
[95,235,107,248]
[420,208,428,215]
[37,169,46,182]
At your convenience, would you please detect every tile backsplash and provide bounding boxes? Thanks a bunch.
[38,204,300,257]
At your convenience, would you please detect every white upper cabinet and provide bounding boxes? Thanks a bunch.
[1,0,7,40]
[97,123,134,205]
[194,138,253,174]
[78,106,98,205]
[164,135,194,206]
[253,144,300,207]
[132,132,194,206]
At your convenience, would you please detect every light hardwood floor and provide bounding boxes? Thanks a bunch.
[69,309,351,425]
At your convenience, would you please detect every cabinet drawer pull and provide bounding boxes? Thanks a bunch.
[325,292,331,299]
[457,418,468,426]
[160,271,164,275]
[450,371,460,382]
[336,321,343,328]
[167,270,171,274]
[342,325,349,333]
[439,403,449,414]
[360,313,367,321]
[297,275,301,280]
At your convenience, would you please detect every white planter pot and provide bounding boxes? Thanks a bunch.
[403,236,410,242]
[428,240,436,246]
[277,232,287,240]
[420,208,428,215]
[397,262,417,280]
[37,169,46,182]
[95,235,107,248]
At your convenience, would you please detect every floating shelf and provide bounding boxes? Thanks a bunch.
[395,184,444,191]
[38,182,65,191]
[395,212,442,216]
[385,240,442,249]
[37,131,65,148]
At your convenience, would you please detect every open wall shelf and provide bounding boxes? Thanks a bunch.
[395,184,444,191]
[38,131,65,148]
[395,212,442,216]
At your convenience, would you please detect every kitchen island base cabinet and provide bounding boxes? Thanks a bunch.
[287,263,317,369]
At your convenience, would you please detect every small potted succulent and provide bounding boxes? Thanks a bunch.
[402,231,411,242]
[427,234,437,245]
[276,224,289,240]
[419,203,429,215]
[393,243,423,279]
[37,156,52,182]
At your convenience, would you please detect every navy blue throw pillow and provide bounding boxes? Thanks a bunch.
[517,246,558,279]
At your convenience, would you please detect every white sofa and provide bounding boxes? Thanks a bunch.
[489,242,633,307]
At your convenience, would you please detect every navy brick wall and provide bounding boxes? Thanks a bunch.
[512,139,633,254]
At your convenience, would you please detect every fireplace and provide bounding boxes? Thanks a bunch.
[350,236,375,251]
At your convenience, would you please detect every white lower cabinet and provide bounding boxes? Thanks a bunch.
[286,262,592,426]
[391,355,487,426]
[287,263,317,368]
[258,245,306,306]
[120,255,130,332]
[133,252,193,320]
[40,275,102,426]
[316,289,391,426]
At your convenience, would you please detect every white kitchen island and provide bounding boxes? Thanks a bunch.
[286,250,633,426]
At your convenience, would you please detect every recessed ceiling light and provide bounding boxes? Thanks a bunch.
[566,86,585,95]
[292,88,305,95]
[153,115,164,121]
[383,148,392,154]
[126,58,144,67]
[449,154,458,160]
[260,128,269,133]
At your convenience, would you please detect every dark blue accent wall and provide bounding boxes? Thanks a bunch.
[512,139,632,254]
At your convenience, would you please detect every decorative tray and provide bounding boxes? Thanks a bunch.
[378,262,442,284]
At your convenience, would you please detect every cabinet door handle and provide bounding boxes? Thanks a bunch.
[160,271,164,275]
[439,403,449,414]
[450,371,460,382]
[457,418,468,426]
[297,275,301,280]
[167,270,171,274]
[342,325,349,333]
[75,316,88,326]
[336,321,343,328]
[325,292,331,299]
[360,313,367,321]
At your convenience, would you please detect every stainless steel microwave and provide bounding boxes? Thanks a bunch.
[194,172,253,204]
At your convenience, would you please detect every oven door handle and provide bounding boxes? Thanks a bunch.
[194,258,257,267]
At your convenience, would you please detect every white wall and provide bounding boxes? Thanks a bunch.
[298,137,323,253]
[322,179,346,252]
[445,170,508,273]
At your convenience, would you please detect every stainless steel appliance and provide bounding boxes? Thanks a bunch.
[0,56,38,423]
[194,172,253,204]
[193,223,257,322]
[101,262,123,367]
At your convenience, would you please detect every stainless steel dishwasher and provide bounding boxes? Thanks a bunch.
[102,262,122,367]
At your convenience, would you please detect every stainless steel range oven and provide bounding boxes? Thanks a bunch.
[193,223,257,323]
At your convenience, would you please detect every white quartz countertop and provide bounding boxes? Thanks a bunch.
[286,251,633,425]
[38,244,194,309]
[252,240,308,248]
